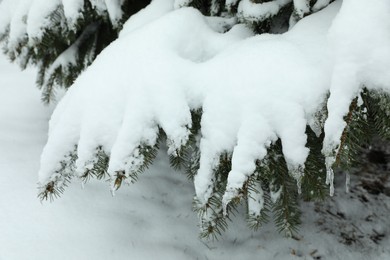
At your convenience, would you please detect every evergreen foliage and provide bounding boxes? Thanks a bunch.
[184,0,332,33]
[38,145,78,201]
[0,0,150,103]
[3,0,390,239]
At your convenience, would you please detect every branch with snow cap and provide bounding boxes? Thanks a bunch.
[0,0,151,102]
[36,0,390,237]
[322,0,390,195]
[39,2,329,233]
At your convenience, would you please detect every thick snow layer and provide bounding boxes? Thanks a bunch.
[39,4,257,201]
[38,0,390,208]
[62,0,84,27]
[8,0,32,47]
[293,0,310,18]
[322,0,390,193]
[324,0,390,150]
[0,0,125,50]
[0,0,19,37]
[120,0,175,36]
[1,53,390,259]
[104,0,124,26]
[27,0,61,41]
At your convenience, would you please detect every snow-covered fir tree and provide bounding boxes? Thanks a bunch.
[0,0,389,238]
[0,0,150,103]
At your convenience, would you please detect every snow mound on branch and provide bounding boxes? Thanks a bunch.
[0,0,18,37]
[38,0,390,211]
[0,0,66,44]
[323,0,390,194]
[62,0,84,26]
[0,0,126,47]
[0,0,27,44]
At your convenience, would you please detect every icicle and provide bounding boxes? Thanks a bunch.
[325,167,334,196]
[296,177,302,195]
[110,186,116,197]
[325,157,335,196]
[289,165,304,194]
[345,171,350,193]
[327,168,334,196]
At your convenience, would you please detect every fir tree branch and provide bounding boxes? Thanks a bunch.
[335,98,358,166]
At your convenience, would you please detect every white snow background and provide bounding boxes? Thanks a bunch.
[1,0,390,259]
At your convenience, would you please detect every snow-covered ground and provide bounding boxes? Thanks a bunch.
[0,53,389,259]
